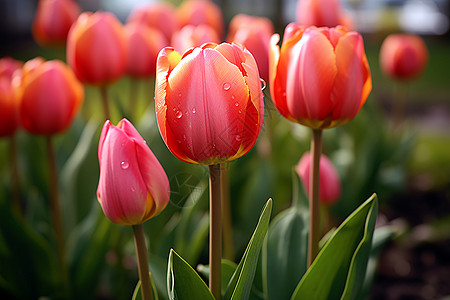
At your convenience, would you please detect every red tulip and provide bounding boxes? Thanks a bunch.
[17,58,84,135]
[126,2,178,42]
[32,0,81,46]
[171,24,220,54]
[296,152,342,205]
[97,119,170,225]
[155,43,264,165]
[269,24,372,129]
[379,34,428,80]
[227,14,274,82]
[67,11,128,85]
[296,0,352,28]
[176,0,224,39]
[125,23,168,78]
[0,78,19,137]
[0,57,23,79]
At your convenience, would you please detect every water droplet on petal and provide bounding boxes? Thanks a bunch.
[234,102,239,107]
[131,186,136,192]
[175,110,183,118]
[231,95,235,100]
[223,82,231,91]
[178,93,182,97]
[260,78,266,91]
[192,107,196,114]
[121,161,129,169]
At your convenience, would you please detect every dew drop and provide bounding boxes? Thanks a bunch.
[260,78,266,91]
[175,110,183,119]
[121,161,129,169]
[131,186,136,192]
[234,102,239,107]
[192,107,196,114]
[223,82,231,91]
[178,93,182,97]
[231,95,235,100]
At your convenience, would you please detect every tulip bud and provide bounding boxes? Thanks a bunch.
[269,24,372,129]
[155,43,264,165]
[32,0,81,46]
[379,33,428,81]
[176,0,224,39]
[17,58,84,135]
[67,12,128,85]
[171,24,220,54]
[296,0,352,28]
[97,119,170,225]
[296,152,342,205]
[125,23,168,78]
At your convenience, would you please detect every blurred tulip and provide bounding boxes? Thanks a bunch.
[227,14,274,82]
[125,23,168,78]
[0,57,23,79]
[177,0,224,39]
[296,0,352,28]
[127,2,178,42]
[296,152,342,205]
[67,11,128,85]
[379,33,428,80]
[97,118,170,225]
[269,24,372,129]
[0,77,19,137]
[32,0,81,46]
[17,58,84,135]
[171,24,220,54]
[155,43,264,165]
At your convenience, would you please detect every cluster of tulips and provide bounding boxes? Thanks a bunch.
[0,0,429,299]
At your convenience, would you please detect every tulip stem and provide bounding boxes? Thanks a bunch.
[308,129,322,267]
[392,82,408,130]
[132,224,153,300]
[100,86,111,120]
[129,77,139,121]
[45,135,67,284]
[221,164,234,261]
[9,135,22,216]
[209,164,222,299]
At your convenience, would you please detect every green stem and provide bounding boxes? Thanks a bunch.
[45,135,67,281]
[129,77,139,121]
[392,82,408,130]
[209,164,222,299]
[221,164,234,261]
[132,224,153,300]
[100,86,111,121]
[9,135,22,216]
[308,129,322,267]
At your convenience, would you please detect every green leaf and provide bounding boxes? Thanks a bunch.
[131,272,159,300]
[167,249,214,300]
[263,170,309,300]
[197,259,238,297]
[224,198,272,300]
[291,194,378,300]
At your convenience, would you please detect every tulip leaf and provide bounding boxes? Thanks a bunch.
[167,249,214,300]
[290,194,378,300]
[224,198,272,300]
[197,259,238,297]
[263,170,309,300]
[131,272,159,300]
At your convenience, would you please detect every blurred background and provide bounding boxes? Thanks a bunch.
[1,0,450,299]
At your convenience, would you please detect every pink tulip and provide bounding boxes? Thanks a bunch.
[176,0,224,38]
[296,0,352,28]
[296,152,342,205]
[97,119,170,225]
[171,24,220,54]
[0,57,23,79]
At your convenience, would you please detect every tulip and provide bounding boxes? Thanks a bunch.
[269,24,372,130]
[17,58,84,135]
[67,11,128,85]
[171,24,220,54]
[32,0,81,46]
[125,23,168,78]
[296,0,352,28]
[155,42,264,165]
[296,152,342,205]
[176,0,224,39]
[227,14,274,82]
[379,33,428,80]
[0,57,22,137]
[97,118,170,225]
[0,57,23,79]
[127,2,178,42]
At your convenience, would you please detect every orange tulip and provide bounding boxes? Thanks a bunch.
[269,24,372,129]
[155,43,264,165]
[0,57,22,137]
[296,152,342,205]
[17,58,84,135]
[32,0,81,46]
[171,24,220,54]
[296,0,352,28]
[67,11,128,85]
[125,23,168,78]
[126,2,178,42]
[176,0,224,39]
[227,14,274,82]
[379,33,428,80]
